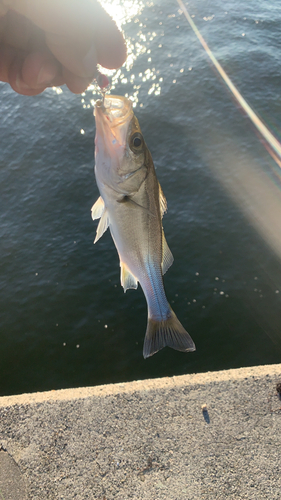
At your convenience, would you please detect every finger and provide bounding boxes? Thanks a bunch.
[2,0,120,40]
[45,33,99,80]
[2,0,127,72]
[2,47,60,95]
[0,44,87,94]
[0,45,15,82]
[8,54,47,95]
[49,74,65,87]
[62,66,94,94]
[21,51,60,88]
[1,9,31,49]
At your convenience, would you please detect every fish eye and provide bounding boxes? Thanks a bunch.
[133,137,142,147]
[130,132,143,151]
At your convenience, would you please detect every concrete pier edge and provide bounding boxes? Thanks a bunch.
[0,363,280,500]
[1,362,280,407]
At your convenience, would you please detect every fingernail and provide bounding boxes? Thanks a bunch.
[37,62,57,86]
[82,43,98,77]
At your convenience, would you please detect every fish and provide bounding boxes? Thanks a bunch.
[92,95,196,358]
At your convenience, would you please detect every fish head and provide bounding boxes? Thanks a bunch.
[94,95,149,195]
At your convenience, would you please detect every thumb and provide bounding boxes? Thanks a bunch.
[45,32,100,80]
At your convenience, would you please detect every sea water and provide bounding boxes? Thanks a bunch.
[1,0,281,395]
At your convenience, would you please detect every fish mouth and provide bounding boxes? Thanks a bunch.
[94,95,134,147]
[95,95,133,127]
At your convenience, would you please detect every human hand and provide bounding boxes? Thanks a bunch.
[0,0,127,95]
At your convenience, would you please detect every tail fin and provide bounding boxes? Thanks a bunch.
[143,308,196,359]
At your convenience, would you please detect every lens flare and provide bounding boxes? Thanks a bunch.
[177,0,281,168]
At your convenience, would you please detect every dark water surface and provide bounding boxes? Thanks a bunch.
[1,0,281,396]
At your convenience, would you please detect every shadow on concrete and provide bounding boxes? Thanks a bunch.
[202,407,210,424]
[0,449,27,500]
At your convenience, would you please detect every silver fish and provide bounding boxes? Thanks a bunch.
[92,95,195,358]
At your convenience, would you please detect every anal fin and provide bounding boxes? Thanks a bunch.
[120,262,138,292]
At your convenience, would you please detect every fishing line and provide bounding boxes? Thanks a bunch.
[176,0,281,168]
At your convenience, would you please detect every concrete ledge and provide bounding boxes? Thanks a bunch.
[0,364,280,499]
[1,363,280,407]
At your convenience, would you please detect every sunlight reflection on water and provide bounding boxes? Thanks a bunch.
[88,0,165,107]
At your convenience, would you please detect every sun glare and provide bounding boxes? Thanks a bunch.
[100,0,145,28]
[84,0,165,108]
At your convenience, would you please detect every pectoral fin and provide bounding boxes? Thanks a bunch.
[161,230,174,274]
[120,262,138,292]
[94,209,109,243]
[91,196,105,221]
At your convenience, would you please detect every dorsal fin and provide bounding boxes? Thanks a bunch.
[120,261,138,292]
[159,183,167,218]
[94,209,109,243]
[91,196,105,221]
[161,229,174,274]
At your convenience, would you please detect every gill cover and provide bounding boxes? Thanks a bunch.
[94,97,149,195]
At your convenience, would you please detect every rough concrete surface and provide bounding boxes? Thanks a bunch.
[0,364,280,500]
[0,449,28,499]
